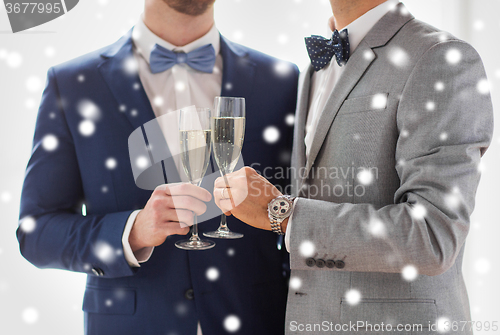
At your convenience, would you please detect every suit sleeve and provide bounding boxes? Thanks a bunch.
[288,40,494,276]
[17,67,138,278]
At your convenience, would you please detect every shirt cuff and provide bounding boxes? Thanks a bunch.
[284,198,299,253]
[122,209,154,267]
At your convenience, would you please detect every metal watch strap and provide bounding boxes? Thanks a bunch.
[270,218,285,235]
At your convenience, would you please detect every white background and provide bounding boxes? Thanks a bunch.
[0,0,498,334]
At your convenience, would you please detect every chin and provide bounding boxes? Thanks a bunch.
[163,0,216,16]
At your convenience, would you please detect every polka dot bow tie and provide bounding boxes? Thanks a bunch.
[305,29,350,71]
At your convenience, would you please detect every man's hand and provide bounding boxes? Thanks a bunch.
[129,183,212,252]
[213,167,283,232]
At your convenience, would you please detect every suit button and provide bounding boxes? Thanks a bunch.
[316,259,326,268]
[92,268,104,276]
[326,260,336,268]
[335,260,345,269]
[184,289,194,300]
[305,258,316,267]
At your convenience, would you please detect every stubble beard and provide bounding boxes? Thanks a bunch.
[163,0,216,16]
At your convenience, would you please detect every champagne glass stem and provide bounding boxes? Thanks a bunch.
[220,213,228,229]
[220,169,234,232]
[190,180,201,241]
[216,214,231,235]
[221,170,236,209]
[190,214,200,241]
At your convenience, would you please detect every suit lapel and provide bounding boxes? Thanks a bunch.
[304,41,376,177]
[291,65,313,194]
[98,29,157,132]
[219,36,256,98]
[98,29,179,183]
[303,3,414,179]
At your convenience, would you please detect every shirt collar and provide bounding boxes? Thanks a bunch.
[132,16,220,64]
[338,0,400,53]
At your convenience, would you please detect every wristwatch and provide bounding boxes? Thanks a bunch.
[268,195,295,235]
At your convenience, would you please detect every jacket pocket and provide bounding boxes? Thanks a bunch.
[83,286,136,315]
[340,298,436,327]
[339,93,389,115]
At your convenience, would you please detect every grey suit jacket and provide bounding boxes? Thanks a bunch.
[286,4,493,334]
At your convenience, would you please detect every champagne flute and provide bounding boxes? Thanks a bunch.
[175,107,216,250]
[204,97,245,239]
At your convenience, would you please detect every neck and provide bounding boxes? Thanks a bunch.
[143,0,215,47]
[329,0,387,30]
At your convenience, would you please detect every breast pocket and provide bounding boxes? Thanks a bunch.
[83,286,136,315]
[339,93,389,115]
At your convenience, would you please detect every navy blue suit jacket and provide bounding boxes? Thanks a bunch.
[18,30,299,335]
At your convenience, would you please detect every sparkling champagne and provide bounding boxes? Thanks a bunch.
[211,117,245,173]
[180,130,211,184]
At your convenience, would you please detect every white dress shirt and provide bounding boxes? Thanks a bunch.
[121,17,223,268]
[285,0,400,251]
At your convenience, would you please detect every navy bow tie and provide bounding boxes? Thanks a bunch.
[149,43,216,74]
[305,29,350,71]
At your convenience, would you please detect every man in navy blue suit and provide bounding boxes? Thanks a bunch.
[17,0,299,334]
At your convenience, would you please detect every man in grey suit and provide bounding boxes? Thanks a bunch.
[213,0,493,334]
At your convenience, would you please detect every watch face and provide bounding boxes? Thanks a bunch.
[270,198,292,217]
